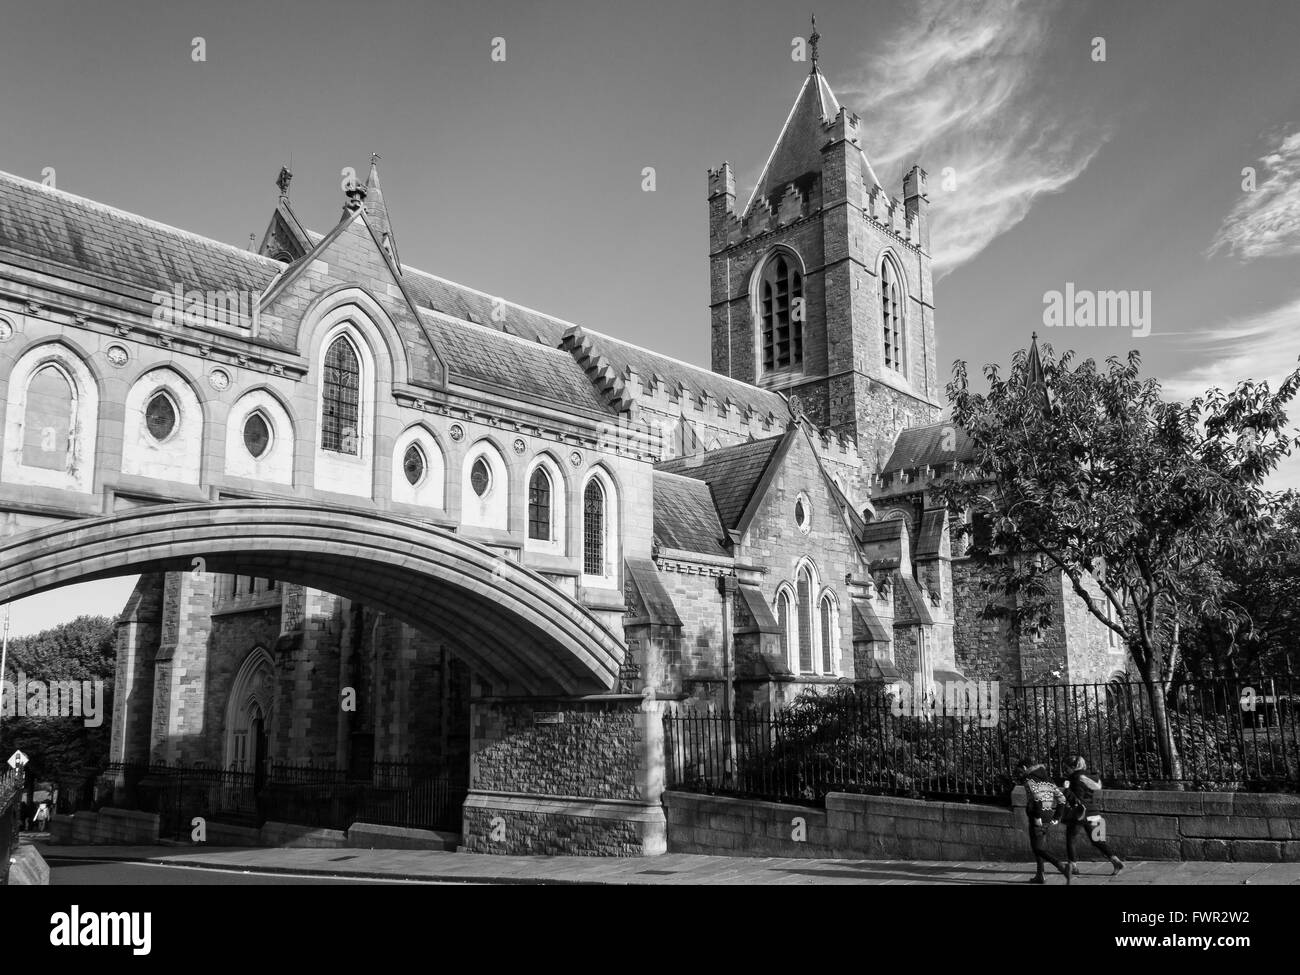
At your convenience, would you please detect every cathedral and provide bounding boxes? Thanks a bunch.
[0,38,1123,847]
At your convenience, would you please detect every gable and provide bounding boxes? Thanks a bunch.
[256,210,446,388]
[657,434,786,532]
[737,427,854,549]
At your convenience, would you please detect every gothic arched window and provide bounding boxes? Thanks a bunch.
[528,467,552,541]
[583,479,605,576]
[796,565,815,673]
[881,256,904,373]
[321,334,360,454]
[820,594,836,674]
[760,252,803,372]
[776,589,793,667]
[23,364,74,471]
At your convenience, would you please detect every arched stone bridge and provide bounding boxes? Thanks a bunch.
[0,500,626,697]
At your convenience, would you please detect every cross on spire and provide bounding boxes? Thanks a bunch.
[809,13,820,69]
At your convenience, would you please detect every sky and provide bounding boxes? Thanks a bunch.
[1,0,1298,635]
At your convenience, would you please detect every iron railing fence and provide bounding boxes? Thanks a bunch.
[96,760,466,836]
[664,673,1300,806]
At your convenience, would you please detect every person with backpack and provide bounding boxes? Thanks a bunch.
[1016,761,1071,884]
[1062,755,1124,877]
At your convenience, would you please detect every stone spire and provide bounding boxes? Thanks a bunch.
[1026,332,1051,415]
[365,153,400,269]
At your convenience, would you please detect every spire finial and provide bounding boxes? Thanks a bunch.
[370,151,381,167]
[809,13,820,69]
[275,165,292,199]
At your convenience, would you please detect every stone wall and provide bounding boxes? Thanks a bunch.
[462,697,665,855]
[664,789,1300,862]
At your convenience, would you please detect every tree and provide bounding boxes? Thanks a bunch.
[0,615,116,809]
[940,340,1300,783]
[1182,490,1300,675]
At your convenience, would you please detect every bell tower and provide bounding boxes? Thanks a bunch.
[708,19,941,472]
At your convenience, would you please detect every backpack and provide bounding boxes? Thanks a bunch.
[1025,778,1067,822]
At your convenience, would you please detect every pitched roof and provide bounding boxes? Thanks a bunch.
[656,434,786,532]
[573,328,789,421]
[420,311,609,413]
[0,170,280,299]
[882,421,976,474]
[652,471,729,557]
[0,169,789,425]
[743,67,883,217]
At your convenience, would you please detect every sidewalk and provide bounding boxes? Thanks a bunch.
[34,842,1300,885]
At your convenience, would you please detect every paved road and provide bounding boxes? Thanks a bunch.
[48,857,450,885]
[36,843,1300,884]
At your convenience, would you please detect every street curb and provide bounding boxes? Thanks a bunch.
[38,852,609,885]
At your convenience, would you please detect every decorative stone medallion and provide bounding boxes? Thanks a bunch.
[512,438,526,455]
[449,423,465,442]
[106,344,130,367]
[569,450,582,467]
[208,368,231,392]
[0,318,13,342]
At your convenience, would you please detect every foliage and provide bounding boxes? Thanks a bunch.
[0,615,116,809]
[938,342,1300,779]
[1182,491,1300,674]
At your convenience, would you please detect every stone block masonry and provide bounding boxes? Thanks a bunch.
[462,698,666,855]
[665,789,1300,862]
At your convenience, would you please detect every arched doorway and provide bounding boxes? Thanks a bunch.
[225,647,275,784]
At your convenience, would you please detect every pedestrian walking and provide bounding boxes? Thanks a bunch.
[1016,761,1071,884]
[33,800,50,832]
[1062,755,1124,877]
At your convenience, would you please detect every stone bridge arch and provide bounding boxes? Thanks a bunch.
[0,500,625,696]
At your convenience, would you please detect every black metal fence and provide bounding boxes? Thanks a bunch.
[98,760,466,837]
[664,674,1300,806]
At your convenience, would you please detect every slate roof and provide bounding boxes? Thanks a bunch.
[0,171,280,299]
[574,328,788,421]
[0,170,789,424]
[656,434,785,532]
[402,270,788,420]
[652,471,729,557]
[420,312,608,413]
[882,421,977,474]
[624,557,682,627]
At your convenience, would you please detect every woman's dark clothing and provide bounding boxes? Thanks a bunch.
[1063,769,1118,863]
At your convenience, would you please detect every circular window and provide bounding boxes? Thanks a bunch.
[795,493,811,534]
[470,457,492,497]
[403,443,426,486]
[243,412,271,459]
[145,391,178,441]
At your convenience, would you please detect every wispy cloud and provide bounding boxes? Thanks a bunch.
[842,0,1110,277]
[1208,130,1300,261]
[1164,294,1300,491]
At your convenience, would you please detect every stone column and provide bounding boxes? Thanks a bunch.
[148,569,215,765]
